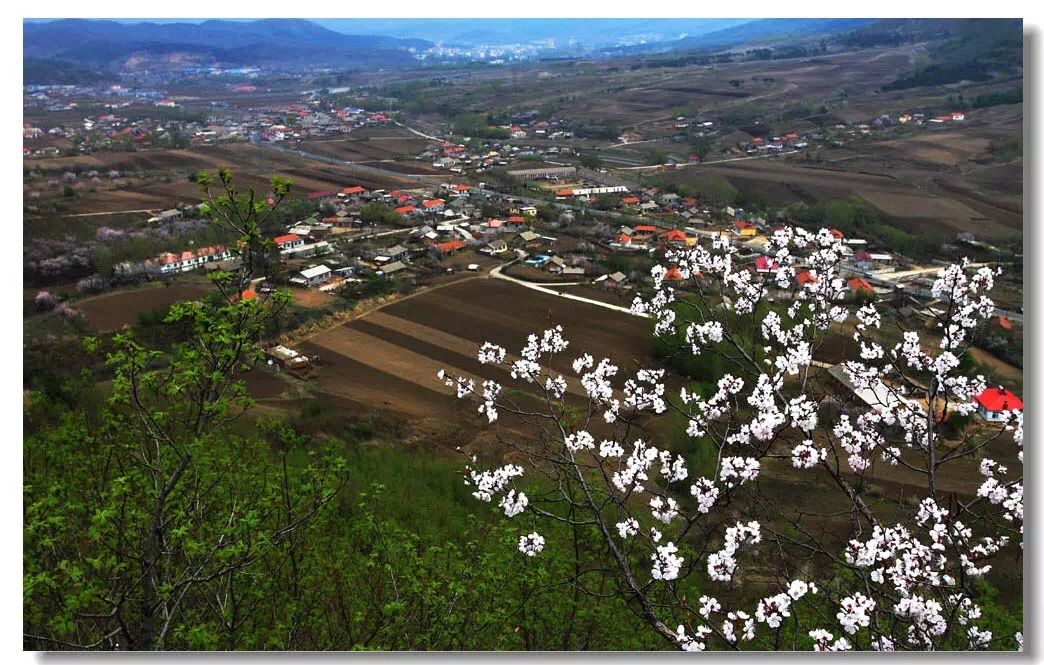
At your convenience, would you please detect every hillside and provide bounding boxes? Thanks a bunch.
[23,19,432,71]
[670,18,877,51]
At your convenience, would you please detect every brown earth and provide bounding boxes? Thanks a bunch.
[78,282,213,331]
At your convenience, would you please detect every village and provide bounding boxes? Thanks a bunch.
[118,162,1022,424]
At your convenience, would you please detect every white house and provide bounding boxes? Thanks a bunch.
[293,264,333,287]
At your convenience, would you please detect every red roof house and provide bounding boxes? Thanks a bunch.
[974,387,1023,421]
[754,256,779,273]
[848,278,875,295]
[274,234,303,248]
[436,240,466,254]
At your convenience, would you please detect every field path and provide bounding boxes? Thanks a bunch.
[490,265,647,318]
[43,208,156,218]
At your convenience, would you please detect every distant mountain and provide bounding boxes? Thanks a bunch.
[24,57,118,85]
[23,19,432,72]
[671,18,877,51]
[312,18,751,48]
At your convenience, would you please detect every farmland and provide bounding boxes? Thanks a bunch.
[24,141,427,217]
[78,280,213,330]
[296,278,659,440]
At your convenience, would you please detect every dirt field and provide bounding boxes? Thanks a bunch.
[78,282,213,331]
[24,143,419,216]
[298,278,656,425]
[665,155,1022,239]
[288,288,337,308]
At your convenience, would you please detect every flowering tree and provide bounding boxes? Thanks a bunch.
[440,227,1022,651]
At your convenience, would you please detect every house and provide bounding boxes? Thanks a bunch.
[754,256,780,274]
[385,245,409,262]
[380,260,408,277]
[281,240,332,259]
[951,112,965,121]
[848,277,875,296]
[147,245,233,275]
[520,205,537,217]
[483,219,506,234]
[436,240,467,255]
[545,256,567,274]
[974,387,1022,422]
[561,266,586,278]
[341,185,366,198]
[852,250,875,271]
[663,267,684,282]
[274,233,305,250]
[795,271,818,286]
[504,216,530,230]
[632,225,659,241]
[484,239,509,255]
[147,208,183,224]
[604,271,628,289]
[732,220,757,238]
[989,315,1014,332]
[664,229,688,246]
[306,190,339,202]
[517,230,541,248]
[616,233,633,246]
[422,198,446,211]
[295,264,333,287]
[621,196,640,206]
[395,205,416,216]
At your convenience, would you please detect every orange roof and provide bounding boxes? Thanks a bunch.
[452,184,471,191]
[342,185,365,194]
[990,316,1013,330]
[507,216,527,223]
[555,189,574,196]
[734,220,754,230]
[663,267,684,281]
[274,234,300,245]
[395,205,415,214]
[422,199,445,208]
[848,278,874,294]
[437,240,466,253]
[829,228,845,239]
[622,196,640,204]
[617,233,632,243]
[634,225,657,232]
[796,271,818,285]
[750,137,764,143]
[665,229,687,241]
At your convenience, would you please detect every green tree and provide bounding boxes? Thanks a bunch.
[24,173,348,651]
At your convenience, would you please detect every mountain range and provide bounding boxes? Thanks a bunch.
[23,19,432,76]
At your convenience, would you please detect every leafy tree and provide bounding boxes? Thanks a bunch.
[24,172,348,651]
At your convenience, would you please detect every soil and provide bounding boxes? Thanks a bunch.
[78,282,213,331]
